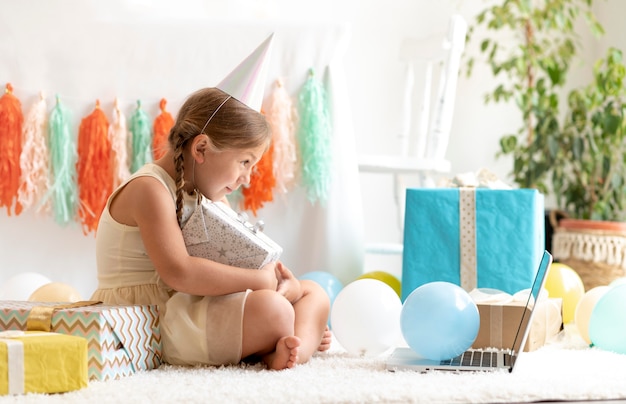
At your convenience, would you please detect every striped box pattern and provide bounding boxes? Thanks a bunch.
[0,302,162,381]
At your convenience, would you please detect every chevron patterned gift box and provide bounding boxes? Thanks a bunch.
[0,301,162,381]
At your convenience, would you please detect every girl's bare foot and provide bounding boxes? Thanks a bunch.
[318,325,332,352]
[264,336,301,370]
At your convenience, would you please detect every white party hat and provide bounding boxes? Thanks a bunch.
[217,33,274,112]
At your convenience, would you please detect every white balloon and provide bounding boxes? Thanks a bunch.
[0,272,52,300]
[330,279,402,357]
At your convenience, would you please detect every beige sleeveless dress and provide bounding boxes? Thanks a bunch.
[91,163,250,366]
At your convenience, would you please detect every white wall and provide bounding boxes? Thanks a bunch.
[1,0,624,297]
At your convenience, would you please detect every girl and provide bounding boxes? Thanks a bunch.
[92,87,331,370]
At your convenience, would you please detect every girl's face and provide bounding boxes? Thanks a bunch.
[195,143,267,201]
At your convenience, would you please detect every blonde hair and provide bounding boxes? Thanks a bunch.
[168,87,271,226]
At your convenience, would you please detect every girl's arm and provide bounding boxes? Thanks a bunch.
[120,176,278,295]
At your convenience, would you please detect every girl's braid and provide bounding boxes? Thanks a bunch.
[172,133,187,227]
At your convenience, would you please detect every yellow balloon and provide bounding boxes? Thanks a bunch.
[545,263,585,324]
[357,271,401,297]
[28,282,83,303]
[574,286,610,345]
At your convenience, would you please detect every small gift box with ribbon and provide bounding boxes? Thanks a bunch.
[402,169,545,299]
[0,301,161,381]
[182,196,283,269]
[469,289,563,352]
[0,330,88,396]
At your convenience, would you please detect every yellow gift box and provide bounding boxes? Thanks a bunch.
[0,331,88,396]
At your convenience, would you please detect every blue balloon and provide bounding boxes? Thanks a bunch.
[609,277,626,288]
[401,281,480,361]
[298,271,343,305]
[589,284,626,354]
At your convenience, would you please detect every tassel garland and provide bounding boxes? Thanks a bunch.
[297,69,332,204]
[18,91,50,214]
[0,83,25,215]
[76,100,112,234]
[266,79,297,196]
[48,95,78,226]
[153,98,174,160]
[2,68,335,232]
[130,100,152,173]
[109,98,131,189]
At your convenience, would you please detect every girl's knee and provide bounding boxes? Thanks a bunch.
[301,280,331,308]
[300,279,323,295]
[247,290,295,326]
[241,291,295,358]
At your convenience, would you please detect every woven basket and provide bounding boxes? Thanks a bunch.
[550,211,626,290]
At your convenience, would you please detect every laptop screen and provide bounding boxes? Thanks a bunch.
[509,250,553,357]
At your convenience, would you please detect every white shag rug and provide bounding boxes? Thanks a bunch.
[3,325,626,404]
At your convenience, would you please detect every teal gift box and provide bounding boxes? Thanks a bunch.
[401,188,544,300]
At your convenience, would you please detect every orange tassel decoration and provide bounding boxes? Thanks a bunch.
[242,108,276,215]
[152,98,174,160]
[76,100,112,235]
[0,83,25,216]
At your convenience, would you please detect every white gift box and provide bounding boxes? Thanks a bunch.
[182,197,283,269]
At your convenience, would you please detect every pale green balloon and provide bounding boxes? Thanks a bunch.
[589,284,626,354]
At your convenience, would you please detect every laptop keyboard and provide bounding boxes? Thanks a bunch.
[439,351,498,367]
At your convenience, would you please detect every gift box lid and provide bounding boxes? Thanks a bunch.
[183,197,282,268]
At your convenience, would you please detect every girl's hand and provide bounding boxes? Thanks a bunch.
[259,261,279,291]
[275,262,302,304]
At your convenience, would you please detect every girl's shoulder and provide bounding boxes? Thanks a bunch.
[125,163,176,199]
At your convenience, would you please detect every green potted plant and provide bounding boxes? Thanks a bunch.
[466,0,626,289]
[465,0,604,194]
[552,47,626,221]
[549,47,626,289]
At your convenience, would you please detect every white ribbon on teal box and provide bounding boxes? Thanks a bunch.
[401,188,544,301]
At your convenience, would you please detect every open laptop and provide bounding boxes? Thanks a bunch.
[386,250,553,373]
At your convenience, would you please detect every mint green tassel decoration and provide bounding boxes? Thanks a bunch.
[297,68,332,204]
[130,100,152,173]
[47,95,78,225]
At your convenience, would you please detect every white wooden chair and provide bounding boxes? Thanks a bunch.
[359,14,467,256]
